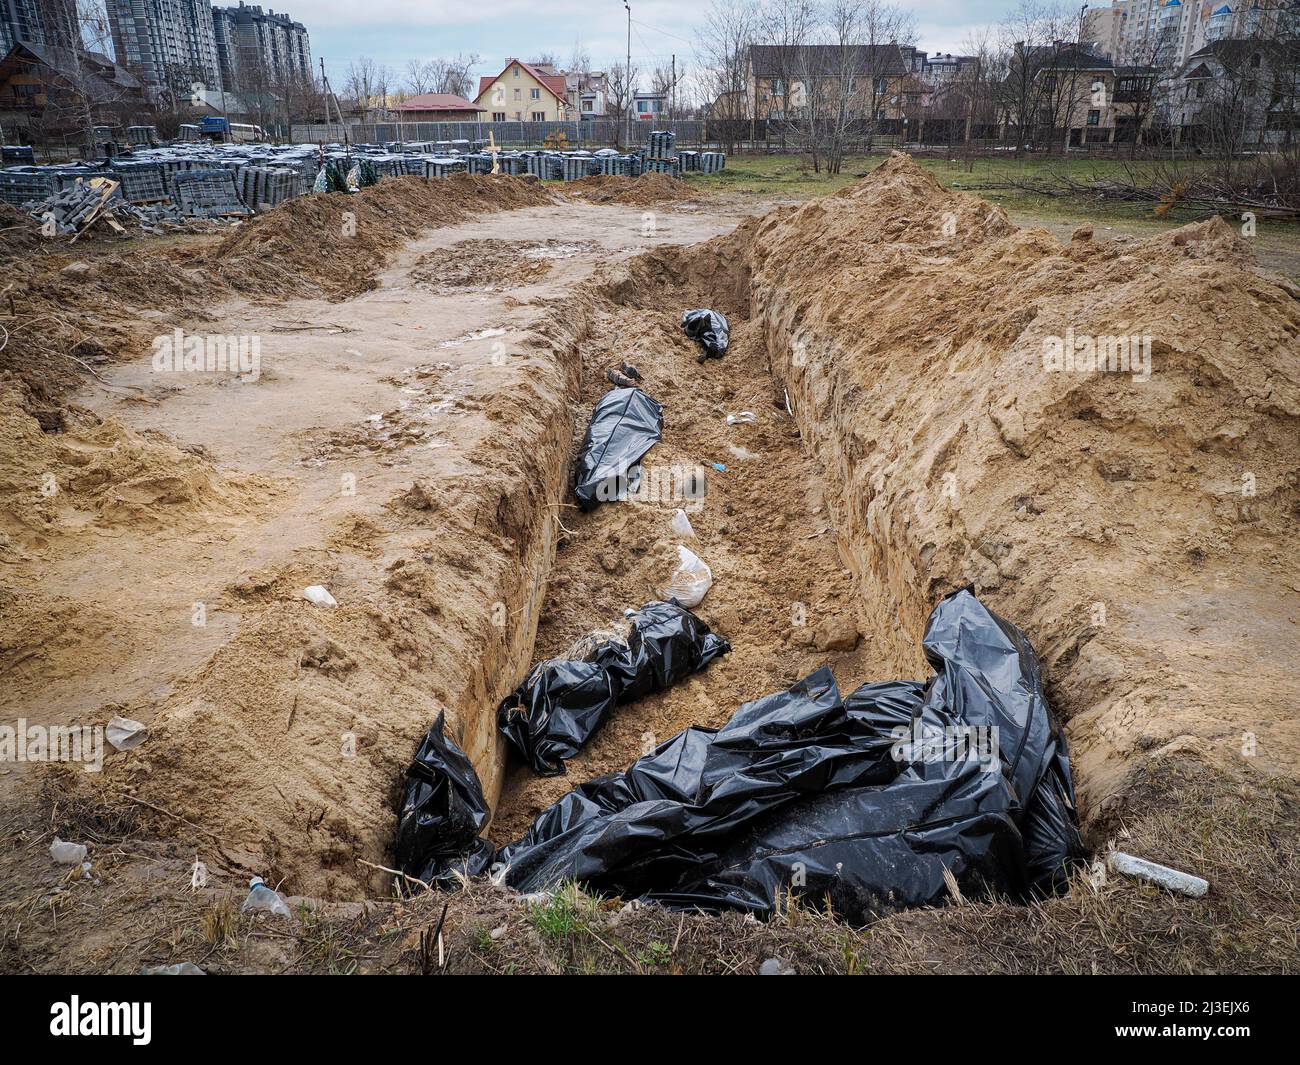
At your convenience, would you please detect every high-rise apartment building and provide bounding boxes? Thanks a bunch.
[212,4,310,90]
[1087,1,1295,67]
[104,0,222,90]
[1,0,77,53]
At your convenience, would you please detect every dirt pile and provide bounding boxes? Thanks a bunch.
[564,172,697,206]
[0,203,41,264]
[410,238,595,292]
[0,242,219,408]
[742,152,1300,816]
[201,174,552,300]
[0,174,551,410]
[0,388,272,554]
[73,290,584,900]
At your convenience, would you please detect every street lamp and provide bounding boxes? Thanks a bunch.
[625,2,632,148]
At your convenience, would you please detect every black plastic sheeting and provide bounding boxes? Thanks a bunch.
[497,589,1084,918]
[497,601,730,775]
[394,589,1086,921]
[681,309,730,360]
[394,711,495,888]
[573,387,663,511]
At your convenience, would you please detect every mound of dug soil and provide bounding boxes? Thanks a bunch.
[410,238,596,292]
[0,174,552,410]
[201,174,553,301]
[0,389,273,554]
[0,203,41,265]
[564,172,696,206]
[741,152,1300,814]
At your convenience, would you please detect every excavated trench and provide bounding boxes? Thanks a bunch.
[489,231,924,841]
[64,156,1297,909]
[486,154,1300,871]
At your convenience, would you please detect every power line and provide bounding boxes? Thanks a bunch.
[631,18,695,47]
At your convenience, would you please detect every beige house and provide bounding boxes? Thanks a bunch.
[746,43,917,123]
[476,59,569,122]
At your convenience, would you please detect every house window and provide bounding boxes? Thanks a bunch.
[1087,109,1100,125]
[636,100,647,112]
[771,78,785,96]
[532,111,545,121]
[530,88,539,99]
[514,88,521,100]
[582,100,592,111]
[492,111,505,121]
[513,68,519,78]
[1044,75,1057,91]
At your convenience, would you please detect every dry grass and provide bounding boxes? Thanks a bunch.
[2,755,1294,974]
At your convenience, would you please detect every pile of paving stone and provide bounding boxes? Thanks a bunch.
[2,130,726,237]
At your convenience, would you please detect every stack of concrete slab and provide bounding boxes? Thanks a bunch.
[699,151,726,174]
[235,165,298,209]
[425,157,468,178]
[110,162,169,203]
[172,169,249,217]
[646,130,676,158]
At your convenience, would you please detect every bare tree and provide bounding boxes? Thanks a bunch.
[569,40,592,77]
[852,0,916,154]
[949,29,1003,165]
[754,0,814,158]
[405,60,437,95]
[606,60,640,145]
[36,0,142,143]
[696,0,759,153]
[751,0,913,172]
[345,58,394,120]
[993,0,1063,153]
[1113,28,1176,157]
[434,54,480,99]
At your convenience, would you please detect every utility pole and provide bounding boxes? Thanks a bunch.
[320,57,348,146]
[671,53,675,124]
[625,1,632,148]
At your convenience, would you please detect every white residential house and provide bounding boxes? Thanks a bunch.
[633,89,665,121]
[567,68,607,119]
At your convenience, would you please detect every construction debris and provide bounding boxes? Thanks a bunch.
[106,715,148,752]
[50,838,88,865]
[1,127,720,244]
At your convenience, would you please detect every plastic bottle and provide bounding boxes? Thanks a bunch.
[241,876,292,918]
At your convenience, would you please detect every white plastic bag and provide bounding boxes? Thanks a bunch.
[669,508,695,538]
[106,715,148,751]
[50,838,87,865]
[660,545,712,608]
[303,585,337,607]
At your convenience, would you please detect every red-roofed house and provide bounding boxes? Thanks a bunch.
[475,58,570,121]
[390,92,482,122]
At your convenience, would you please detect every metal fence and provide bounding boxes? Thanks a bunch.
[288,118,719,148]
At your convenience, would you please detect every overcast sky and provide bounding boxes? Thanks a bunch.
[285,0,1023,93]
